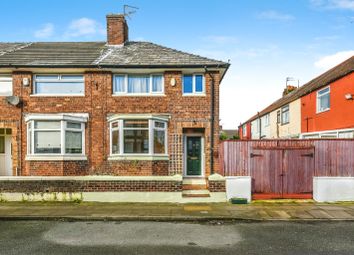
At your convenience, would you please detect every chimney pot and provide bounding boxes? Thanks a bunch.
[106,14,128,45]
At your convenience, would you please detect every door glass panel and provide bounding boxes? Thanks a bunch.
[5,129,12,135]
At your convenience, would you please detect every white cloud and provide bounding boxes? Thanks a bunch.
[65,18,105,38]
[34,23,54,39]
[310,0,354,10]
[314,50,354,70]
[256,10,295,21]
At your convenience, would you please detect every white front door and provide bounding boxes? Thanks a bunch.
[0,129,12,176]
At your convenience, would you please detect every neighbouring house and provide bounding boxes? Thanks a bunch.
[220,129,238,140]
[0,14,229,202]
[239,55,354,139]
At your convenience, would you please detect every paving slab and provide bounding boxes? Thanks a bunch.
[1,202,354,221]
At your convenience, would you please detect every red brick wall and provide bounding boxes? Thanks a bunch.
[106,14,128,45]
[1,70,221,177]
[0,180,182,192]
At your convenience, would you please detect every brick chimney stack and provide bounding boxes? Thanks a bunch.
[106,14,128,45]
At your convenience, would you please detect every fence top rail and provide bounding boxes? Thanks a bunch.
[252,146,315,150]
[221,139,354,143]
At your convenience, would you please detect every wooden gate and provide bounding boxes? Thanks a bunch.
[250,147,314,199]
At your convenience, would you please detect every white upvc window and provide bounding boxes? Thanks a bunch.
[26,114,87,158]
[183,74,205,95]
[110,118,168,156]
[242,124,247,137]
[317,86,330,113]
[0,75,13,96]
[264,114,270,126]
[281,105,290,124]
[113,74,164,95]
[33,74,85,96]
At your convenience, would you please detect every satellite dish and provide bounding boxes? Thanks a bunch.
[5,96,21,106]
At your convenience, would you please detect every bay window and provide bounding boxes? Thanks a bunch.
[110,117,168,156]
[26,114,87,159]
[113,74,164,95]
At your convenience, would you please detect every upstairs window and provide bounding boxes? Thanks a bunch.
[0,76,12,96]
[183,74,205,95]
[281,105,290,125]
[242,124,247,137]
[317,86,330,113]
[33,74,84,95]
[264,114,270,126]
[113,74,164,95]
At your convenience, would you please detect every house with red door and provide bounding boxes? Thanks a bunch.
[239,55,354,140]
[0,13,229,203]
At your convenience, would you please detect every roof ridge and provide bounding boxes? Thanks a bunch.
[132,41,229,65]
[0,42,32,56]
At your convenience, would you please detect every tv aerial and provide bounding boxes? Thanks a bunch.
[124,5,139,19]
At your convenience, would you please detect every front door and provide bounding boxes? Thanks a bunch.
[0,129,12,176]
[186,136,202,176]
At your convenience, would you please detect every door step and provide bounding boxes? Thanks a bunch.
[182,190,210,198]
[182,178,208,191]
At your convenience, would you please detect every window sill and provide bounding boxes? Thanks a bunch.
[316,108,330,114]
[25,155,87,161]
[182,94,206,97]
[30,94,85,97]
[108,155,169,161]
[112,94,166,97]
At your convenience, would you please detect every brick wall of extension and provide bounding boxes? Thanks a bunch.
[0,71,221,177]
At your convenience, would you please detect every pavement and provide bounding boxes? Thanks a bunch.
[1,200,354,221]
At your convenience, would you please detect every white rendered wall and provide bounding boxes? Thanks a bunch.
[226,176,252,202]
[313,177,354,202]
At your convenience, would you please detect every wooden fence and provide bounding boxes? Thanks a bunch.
[219,139,354,177]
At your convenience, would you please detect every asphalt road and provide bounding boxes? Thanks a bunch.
[0,220,354,255]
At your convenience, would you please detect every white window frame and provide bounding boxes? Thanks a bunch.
[33,74,85,96]
[25,114,88,160]
[109,117,168,157]
[0,75,13,96]
[112,74,164,96]
[264,114,270,126]
[281,105,290,125]
[316,86,330,113]
[300,128,354,139]
[182,74,205,96]
[242,124,247,137]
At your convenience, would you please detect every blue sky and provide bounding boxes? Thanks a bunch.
[1,0,354,128]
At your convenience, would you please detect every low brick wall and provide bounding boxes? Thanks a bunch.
[208,180,226,192]
[0,177,183,193]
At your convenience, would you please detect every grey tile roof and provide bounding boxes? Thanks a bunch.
[0,41,228,68]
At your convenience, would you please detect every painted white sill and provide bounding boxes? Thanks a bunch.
[30,94,85,97]
[112,94,166,97]
[316,108,330,114]
[25,155,88,161]
[182,93,206,97]
[108,154,169,161]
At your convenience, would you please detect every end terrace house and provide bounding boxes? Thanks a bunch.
[0,14,229,202]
